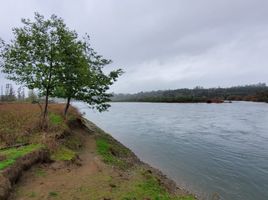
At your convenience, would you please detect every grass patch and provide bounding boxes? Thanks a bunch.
[48,191,58,197]
[0,159,15,170]
[123,170,195,200]
[0,144,44,170]
[96,138,127,169]
[49,113,63,125]
[0,103,40,147]
[51,146,76,161]
[28,192,37,198]
[65,166,196,200]
[0,103,81,147]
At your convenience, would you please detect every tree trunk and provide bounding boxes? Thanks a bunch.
[42,88,49,129]
[41,42,53,129]
[64,97,71,119]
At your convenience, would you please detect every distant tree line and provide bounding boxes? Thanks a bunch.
[0,84,23,102]
[112,83,268,103]
[0,83,43,103]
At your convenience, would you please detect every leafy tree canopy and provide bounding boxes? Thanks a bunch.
[0,12,123,123]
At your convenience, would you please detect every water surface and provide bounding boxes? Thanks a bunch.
[75,102,268,200]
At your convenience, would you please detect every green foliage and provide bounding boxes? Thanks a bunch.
[54,34,123,116]
[0,144,44,170]
[49,113,63,125]
[51,146,76,161]
[73,36,123,112]
[0,12,123,119]
[0,13,67,94]
[0,13,86,123]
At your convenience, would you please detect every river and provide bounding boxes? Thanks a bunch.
[74,101,268,200]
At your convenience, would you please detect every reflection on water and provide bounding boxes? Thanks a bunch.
[75,102,268,200]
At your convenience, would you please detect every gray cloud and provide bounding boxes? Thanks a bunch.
[0,0,268,93]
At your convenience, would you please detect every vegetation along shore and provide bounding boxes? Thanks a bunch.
[0,103,196,200]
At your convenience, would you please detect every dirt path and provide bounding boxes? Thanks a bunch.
[8,122,195,200]
[9,129,119,200]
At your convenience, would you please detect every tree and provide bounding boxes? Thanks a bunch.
[0,13,80,126]
[0,86,3,102]
[1,12,123,123]
[27,89,38,103]
[54,35,123,117]
[17,86,25,101]
[3,84,16,101]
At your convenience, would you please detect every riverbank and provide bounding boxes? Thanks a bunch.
[78,101,268,200]
[0,103,196,200]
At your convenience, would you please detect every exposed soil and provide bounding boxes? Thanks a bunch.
[8,125,106,199]
[0,148,49,200]
[7,119,195,200]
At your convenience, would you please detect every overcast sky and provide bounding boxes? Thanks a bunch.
[0,0,268,93]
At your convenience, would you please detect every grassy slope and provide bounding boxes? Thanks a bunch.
[95,136,195,200]
[82,119,196,199]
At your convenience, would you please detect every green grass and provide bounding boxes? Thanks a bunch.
[28,192,37,198]
[48,191,58,197]
[96,137,195,200]
[123,170,195,200]
[0,144,44,170]
[125,176,171,199]
[96,138,109,155]
[0,159,14,170]
[49,113,63,125]
[96,138,127,169]
[51,146,76,161]
[70,167,195,200]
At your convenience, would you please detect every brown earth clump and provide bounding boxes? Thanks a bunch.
[0,149,50,200]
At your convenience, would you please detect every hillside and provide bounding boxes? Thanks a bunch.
[112,83,268,103]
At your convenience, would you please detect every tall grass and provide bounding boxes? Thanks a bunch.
[0,103,80,147]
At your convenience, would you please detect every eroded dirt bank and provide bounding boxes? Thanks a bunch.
[7,118,196,200]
